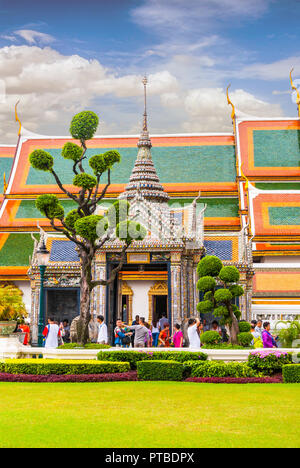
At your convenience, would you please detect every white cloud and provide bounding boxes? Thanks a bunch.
[0,45,178,142]
[162,87,283,133]
[239,56,300,81]
[14,30,55,45]
[131,0,272,33]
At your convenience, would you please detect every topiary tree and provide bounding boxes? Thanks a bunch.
[196,255,244,344]
[29,111,146,345]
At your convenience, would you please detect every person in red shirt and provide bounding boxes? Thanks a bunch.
[19,322,30,346]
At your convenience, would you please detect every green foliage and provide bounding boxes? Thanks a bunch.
[219,265,240,283]
[197,276,216,292]
[70,111,99,141]
[61,142,83,162]
[74,215,107,243]
[276,321,300,348]
[248,351,293,375]
[237,332,253,347]
[282,364,300,383]
[214,289,232,303]
[35,194,63,219]
[96,350,208,370]
[197,255,223,278]
[202,343,252,350]
[213,305,229,319]
[58,343,111,349]
[232,305,242,320]
[204,291,213,301]
[137,360,183,381]
[29,150,54,172]
[239,321,251,333]
[107,200,130,228]
[103,150,121,167]
[64,209,81,230]
[89,154,109,176]
[200,330,222,345]
[197,300,213,313]
[3,359,130,375]
[73,173,97,190]
[230,285,244,297]
[188,361,260,378]
[116,220,147,244]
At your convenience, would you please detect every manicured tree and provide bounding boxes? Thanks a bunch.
[196,255,244,344]
[29,111,146,344]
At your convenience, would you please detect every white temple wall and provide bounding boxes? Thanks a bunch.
[126,280,154,322]
[15,281,31,317]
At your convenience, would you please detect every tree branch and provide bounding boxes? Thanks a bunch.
[90,242,130,290]
[51,169,78,203]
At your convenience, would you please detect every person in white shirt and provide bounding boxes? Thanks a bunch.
[43,318,61,348]
[187,318,201,349]
[97,315,108,345]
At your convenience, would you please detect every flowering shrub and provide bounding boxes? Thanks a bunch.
[0,371,137,383]
[248,350,292,375]
[185,375,282,384]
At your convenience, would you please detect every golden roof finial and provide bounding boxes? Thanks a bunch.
[3,172,7,193]
[290,68,300,118]
[15,100,22,136]
[226,84,236,124]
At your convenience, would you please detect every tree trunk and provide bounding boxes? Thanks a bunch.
[228,304,240,345]
[77,251,92,345]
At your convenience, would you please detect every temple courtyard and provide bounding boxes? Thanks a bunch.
[0,381,299,448]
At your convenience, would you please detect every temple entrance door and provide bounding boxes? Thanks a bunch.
[45,288,80,326]
[148,281,168,325]
[153,295,168,324]
[121,281,133,324]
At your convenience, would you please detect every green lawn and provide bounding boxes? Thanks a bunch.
[0,382,299,448]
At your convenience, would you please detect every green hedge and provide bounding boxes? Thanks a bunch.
[58,343,111,350]
[282,365,300,383]
[97,350,208,370]
[184,361,260,378]
[2,359,130,375]
[137,360,183,381]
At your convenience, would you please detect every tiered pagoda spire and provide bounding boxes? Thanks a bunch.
[119,77,169,203]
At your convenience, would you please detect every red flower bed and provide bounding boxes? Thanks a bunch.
[185,375,283,384]
[0,371,137,383]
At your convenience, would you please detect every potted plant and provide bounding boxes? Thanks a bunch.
[0,284,27,336]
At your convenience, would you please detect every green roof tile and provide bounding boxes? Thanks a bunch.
[254,130,300,167]
[0,234,35,266]
[26,145,237,186]
[269,206,300,226]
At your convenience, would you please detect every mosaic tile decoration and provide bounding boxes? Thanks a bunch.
[252,193,300,236]
[238,120,300,178]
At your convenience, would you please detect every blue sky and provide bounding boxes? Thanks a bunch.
[0,0,300,141]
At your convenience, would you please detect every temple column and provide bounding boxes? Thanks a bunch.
[170,252,182,325]
[30,278,40,346]
[94,252,107,318]
[193,254,201,316]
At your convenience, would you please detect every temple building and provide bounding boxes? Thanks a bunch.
[0,79,300,343]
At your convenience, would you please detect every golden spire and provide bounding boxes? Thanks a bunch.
[137,76,152,148]
[15,100,22,136]
[226,84,236,125]
[142,76,148,132]
[290,68,300,118]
